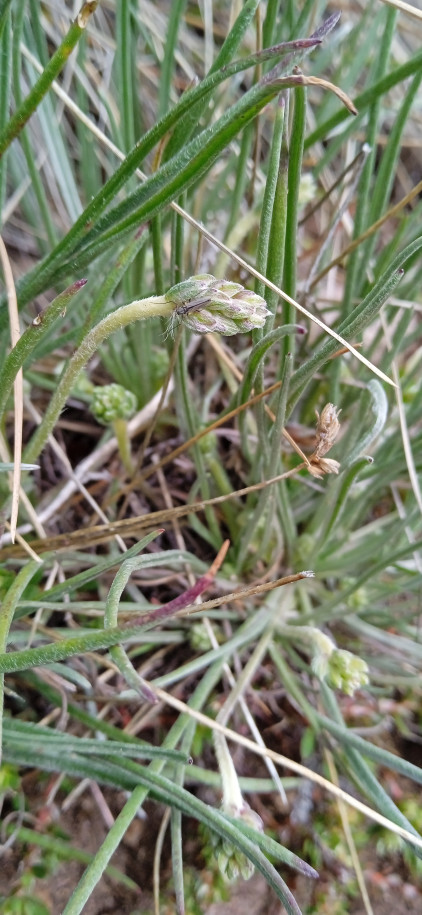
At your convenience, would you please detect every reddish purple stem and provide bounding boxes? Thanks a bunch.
[126,541,229,628]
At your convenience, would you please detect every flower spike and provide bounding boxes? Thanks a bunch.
[166,274,271,336]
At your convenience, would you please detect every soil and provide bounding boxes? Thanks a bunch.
[2,776,421,914]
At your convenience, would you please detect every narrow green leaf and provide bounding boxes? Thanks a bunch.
[0,41,313,320]
[0,280,87,421]
[158,0,187,118]
[316,712,422,787]
[0,2,98,157]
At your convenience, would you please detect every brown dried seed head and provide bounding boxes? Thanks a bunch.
[313,403,341,459]
[308,457,341,478]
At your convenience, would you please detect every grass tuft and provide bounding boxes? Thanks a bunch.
[1,3,422,913]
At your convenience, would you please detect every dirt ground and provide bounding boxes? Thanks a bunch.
[2,780,421,914]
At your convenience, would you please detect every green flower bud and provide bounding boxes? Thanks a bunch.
[311,634,369,696]
[189,622,215,652]
[299,172,317,206]
[216,843,255,882]
[165,274,271,336]
[210,801,263,883]
[91,383,137,425]
[345,586,369,611]
[327,649,369,696]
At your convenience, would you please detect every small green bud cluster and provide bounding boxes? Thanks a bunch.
[165,274,271,336]
[189,622,215,652]
[325,648,369,696]
[311,631,369,696]
[90,383,137,425]
[298,172,317,205]
[344,583,369,610]
[210,802,264,882]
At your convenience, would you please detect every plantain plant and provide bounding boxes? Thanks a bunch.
[1,3,421,913]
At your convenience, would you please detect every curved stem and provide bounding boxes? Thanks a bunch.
[23,295,173,463]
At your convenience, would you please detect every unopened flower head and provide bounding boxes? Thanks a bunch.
[313,403,341,459]
[215,839,255,882]
[310,631,369,696]
[91,383,137,424]
[210,800,264,883]
[327,648,369,696]
[165,274,271,336]
[308,403,341,476]
[299,172,317,206]
[307,457,341,478]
